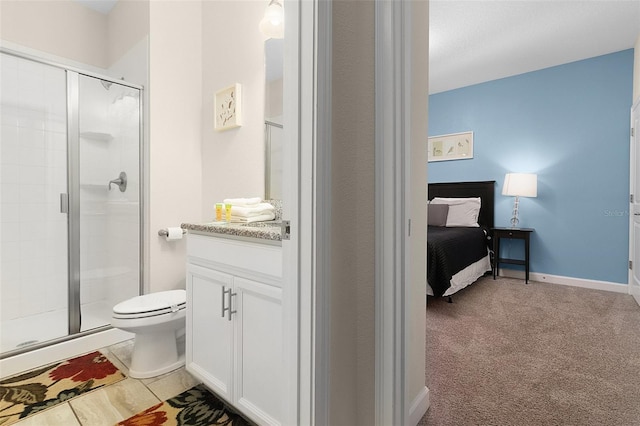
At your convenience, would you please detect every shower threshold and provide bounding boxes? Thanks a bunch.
[1,301,113,354]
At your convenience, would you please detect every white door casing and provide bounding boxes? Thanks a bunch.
[629,99,640,307]
[286,0,426,424]
[282,0,331,424]
[407,1,430,423]
[375,1,429,424]
[281,1,303,423]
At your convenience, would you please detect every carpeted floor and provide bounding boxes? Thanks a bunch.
[419,276,640,426]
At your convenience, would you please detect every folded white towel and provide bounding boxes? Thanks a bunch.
[230,212,276,223]
[230,203,275,218]
[223,197,261,206]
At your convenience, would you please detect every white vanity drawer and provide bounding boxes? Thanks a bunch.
[187,233,282,279]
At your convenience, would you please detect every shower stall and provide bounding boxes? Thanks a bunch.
[0,50,142,361]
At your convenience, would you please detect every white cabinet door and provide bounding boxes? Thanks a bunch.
[234,277,283,425]
[186,264,234,401]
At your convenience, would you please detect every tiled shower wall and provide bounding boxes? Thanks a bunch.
[78,77,140,321]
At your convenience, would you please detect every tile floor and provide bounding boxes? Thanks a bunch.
[13,339,201,426]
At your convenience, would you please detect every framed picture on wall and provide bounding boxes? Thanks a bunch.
[428,131,474,162]
[214,83,242,131]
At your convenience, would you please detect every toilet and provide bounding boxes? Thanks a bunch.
[111,289,186,379]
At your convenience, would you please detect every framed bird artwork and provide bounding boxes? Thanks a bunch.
[427,131,474,162]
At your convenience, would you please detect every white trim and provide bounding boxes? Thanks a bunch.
[282,0,330,424]
[630,101,635,293]
[375,0,410,424]
[629,99,640,306]
[282,0,302,424]
[498,269,629,294]
[409,387,430,426]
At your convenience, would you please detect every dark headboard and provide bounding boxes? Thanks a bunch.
[428,180,496,229]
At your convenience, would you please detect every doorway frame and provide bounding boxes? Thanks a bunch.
[375,0,430,424]
[628,97,640,307]
[285,0,427,424]
[281,0,332,424]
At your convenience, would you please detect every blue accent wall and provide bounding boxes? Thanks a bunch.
[428,49,634,284]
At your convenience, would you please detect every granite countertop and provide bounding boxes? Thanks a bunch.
[181,199,283,243]
[181,220,282,242]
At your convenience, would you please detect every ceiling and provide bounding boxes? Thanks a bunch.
[72,0,117,15]
[73,0,640,95]
[429,0,640,94]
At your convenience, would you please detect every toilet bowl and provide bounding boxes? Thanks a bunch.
[111,289,186,379]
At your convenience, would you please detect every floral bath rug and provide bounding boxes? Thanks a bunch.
[118,384,252,426]
[0,350,125,425]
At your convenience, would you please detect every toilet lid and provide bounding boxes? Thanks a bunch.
[113,290,186,316]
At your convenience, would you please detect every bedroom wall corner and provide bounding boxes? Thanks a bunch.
[428,50,634,285]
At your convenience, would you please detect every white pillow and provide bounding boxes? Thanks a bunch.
[430,197,481,227]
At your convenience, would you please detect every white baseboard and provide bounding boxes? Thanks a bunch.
[498,269,629,294]
[409,386,430,425]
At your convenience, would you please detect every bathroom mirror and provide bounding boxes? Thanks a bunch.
[264,38,283,200]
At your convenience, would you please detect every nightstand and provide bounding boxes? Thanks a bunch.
[492,227,534,283]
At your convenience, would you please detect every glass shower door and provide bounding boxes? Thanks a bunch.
[0,53,69,353]
[76,74,141,332]
[0,52,142,357]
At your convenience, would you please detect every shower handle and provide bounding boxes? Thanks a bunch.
[108,172,128,192]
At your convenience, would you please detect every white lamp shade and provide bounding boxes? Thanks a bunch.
[260,1,284,39]
[502,173,537,197]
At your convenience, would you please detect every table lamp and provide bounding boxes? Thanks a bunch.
[502,173,537,227]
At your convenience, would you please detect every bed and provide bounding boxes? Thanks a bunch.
[426,181,495,299]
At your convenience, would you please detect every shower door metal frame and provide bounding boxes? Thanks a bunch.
[67,71,82,335]
[0,47,145,359]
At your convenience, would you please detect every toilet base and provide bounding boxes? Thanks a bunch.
[128,330,185,379]
[129,355,185,379]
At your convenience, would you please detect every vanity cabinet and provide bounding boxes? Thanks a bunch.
[186,234,283,426]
